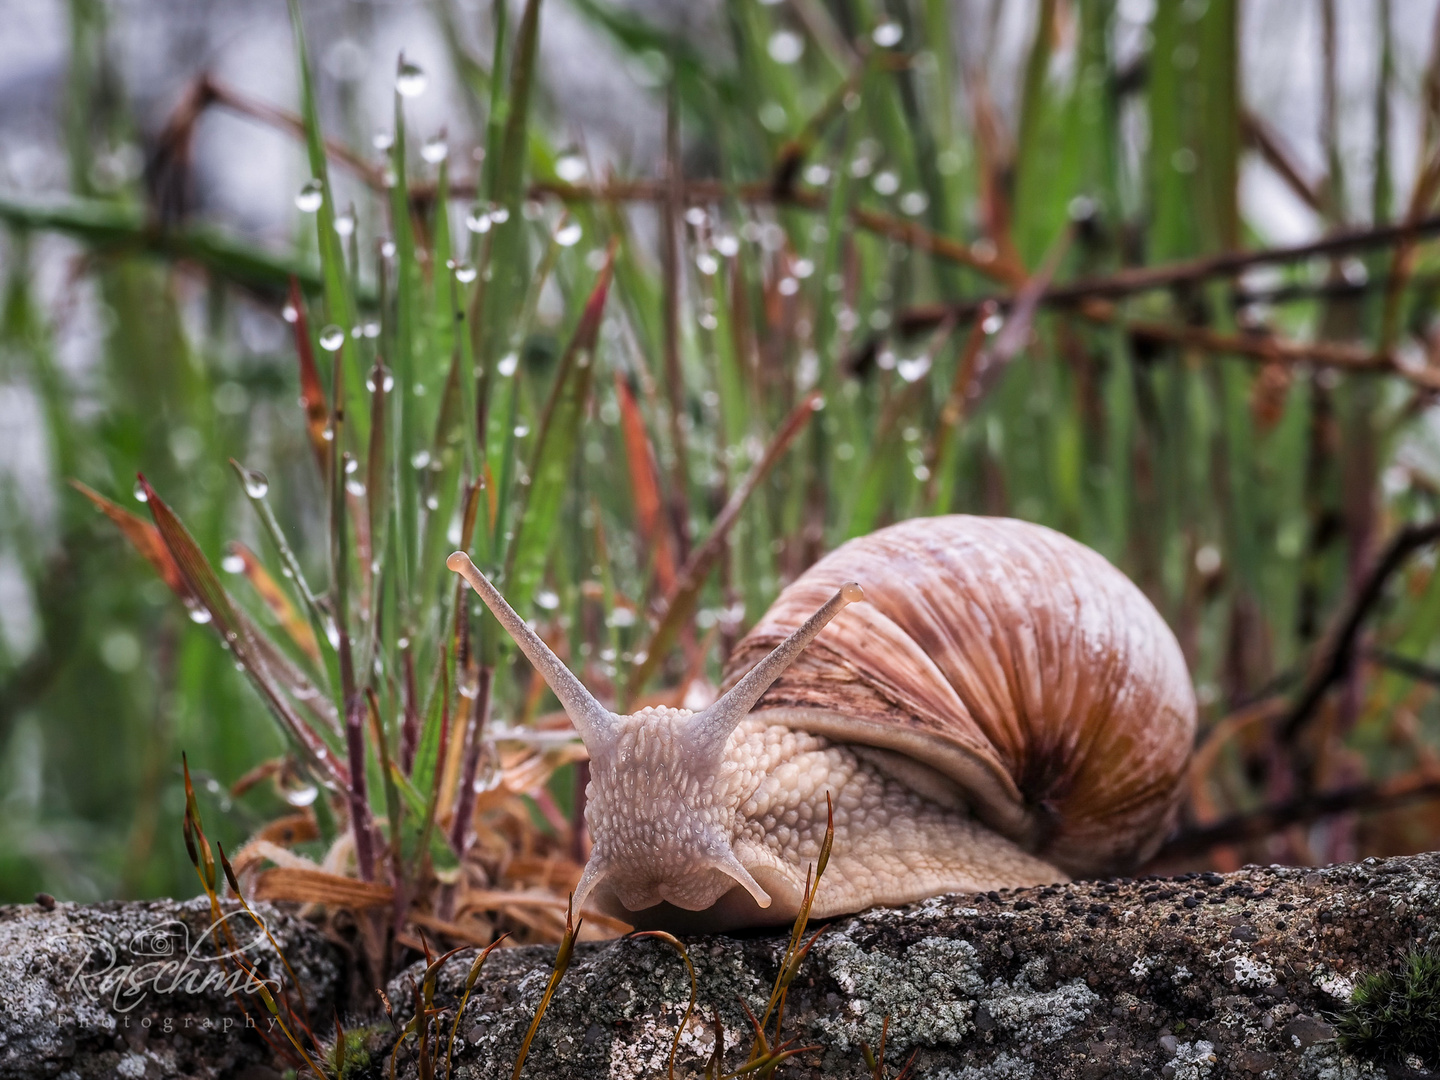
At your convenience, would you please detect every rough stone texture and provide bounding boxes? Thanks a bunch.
[6,854,1440,1079]
[386,853,1440,1080]
[0,898,344,1080]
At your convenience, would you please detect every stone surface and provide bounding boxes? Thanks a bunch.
[386,853,1440,1080]
[0,898,343,1080]
[6,854,1440,1078]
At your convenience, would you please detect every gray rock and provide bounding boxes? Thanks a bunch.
[0,897,343,1080]
[10,851,1440,1078]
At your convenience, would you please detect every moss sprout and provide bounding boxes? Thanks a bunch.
[1336,948,1440,1067]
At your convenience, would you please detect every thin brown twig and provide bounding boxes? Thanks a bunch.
[1279,519,1440,744]
[1156,771,1440,860]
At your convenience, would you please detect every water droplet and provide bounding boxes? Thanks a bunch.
[513,423,530,437]
[372,131,394,151]
[295,179,324,213]
[421,136,448,163]
[872,170,900,196]
[243,469,270,498]
[397,636,410,650]
[454,262,477,283]
[284,784,318,808]
[684,207,708,227]
[489,205,510,224]
[396,61,428,97]
[804,163,831,186]
[981,312,1005,335]
[334,209,356,237]
[319,325,345,351]
[324,618,340,649]
[497,352,519,377]
[715,234,740,257]
[897,355,932,383]
[425,494,439,510]
[221,554,245,574]
[133,480,149,503]
[872,21,903,47]
[555,222,583,247]
[282,303,299,324]
[346,479,366,497]
[188,605,214,625]
[696,252,719,275]
[363,322,381,339]
[411,450,432,470]
[535,588,560,610]
[899,190,929,216]
[383,372,395,392]
[556,155,587,183]
[466,209,492,233]
[344,456,359,475]
[322,426,335,442]
[778,277,799,296]
[767,30,804,64]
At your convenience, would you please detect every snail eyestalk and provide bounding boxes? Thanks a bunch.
[685,582,864,761]
[447,552,616,746]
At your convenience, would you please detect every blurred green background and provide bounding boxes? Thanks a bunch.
[5,0,1440,905]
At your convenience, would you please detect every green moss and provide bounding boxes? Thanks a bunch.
[1336,948,1440,1066]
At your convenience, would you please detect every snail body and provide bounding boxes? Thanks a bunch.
[448,515,1195,931]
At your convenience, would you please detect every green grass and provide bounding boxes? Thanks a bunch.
[1338,948,1440,1067]
[2,0,1440,945]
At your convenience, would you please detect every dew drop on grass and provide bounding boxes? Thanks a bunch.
[221,554,245,574]
[555,222,583,247]
[425,494,439,510]
[188,605,213,625]
[372,131,394,151]
[513,423,530,437]
[696,252,719,275]
[411,450,432,470]
[282,303,299,324]
[363,322,381,339]
[535,589,560,611]
[556,155,587,182]
[767,30,804,64]
[872,21,903,46]
[133,480,148,503]
[295,179,324,213]
[421,136,449,164]
[381,240,396,258]
[454,263,477,283]
[489,205,510,224]
[497,352,519,377]
[803,163,831,186]
[715,234,740,257]
[344,456,359,474]
[284,784,319,808]
[466,209,492,233]
[319,325,345,351]
[334,209,356,237]
[395,61,427,97]
[897,355,932,382]
[778,277,799,296]
[242,469,270,498]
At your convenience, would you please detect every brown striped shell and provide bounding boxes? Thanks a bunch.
[721,515,1196,878]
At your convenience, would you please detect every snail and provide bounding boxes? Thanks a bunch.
[447,515,1195,930]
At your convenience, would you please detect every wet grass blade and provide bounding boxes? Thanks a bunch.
[627,392,822,699]
[506,246,616,603]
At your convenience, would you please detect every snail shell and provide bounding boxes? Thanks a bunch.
[722,515,1196,879]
